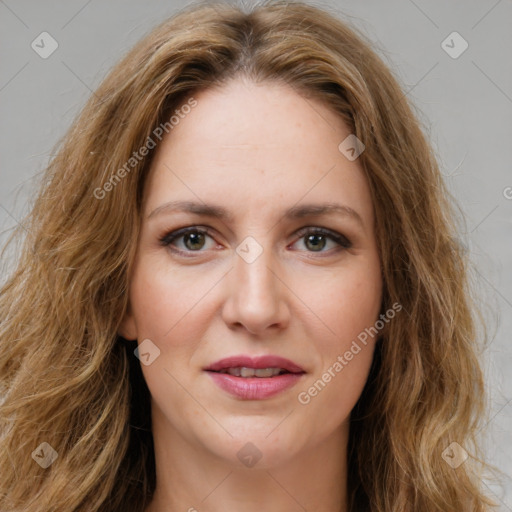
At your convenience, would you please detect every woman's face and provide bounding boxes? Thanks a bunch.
[120,78,383,468]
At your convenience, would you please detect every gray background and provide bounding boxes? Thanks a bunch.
[1,0,511,508]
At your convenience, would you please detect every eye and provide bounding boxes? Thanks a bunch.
[159,227,217,254]
[291,227,352,253]
[159,226,352,257]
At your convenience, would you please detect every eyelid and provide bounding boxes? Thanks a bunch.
[159,226,216,248]
[159,225,352,254]
[292,226,352,249]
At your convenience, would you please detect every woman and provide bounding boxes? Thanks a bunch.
[0,1,494,511]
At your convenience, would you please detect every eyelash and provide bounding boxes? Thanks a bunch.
[159,226,352,257]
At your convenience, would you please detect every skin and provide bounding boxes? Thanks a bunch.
[119,76,383,512]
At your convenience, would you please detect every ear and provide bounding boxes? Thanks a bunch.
[118,303,138,341]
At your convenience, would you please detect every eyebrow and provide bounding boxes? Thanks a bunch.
[147,200,364,227]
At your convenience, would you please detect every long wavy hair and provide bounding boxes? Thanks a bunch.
[0,1,495,510]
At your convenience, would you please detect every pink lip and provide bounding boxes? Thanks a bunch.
[204,355,305,400]
[204,355,304,373]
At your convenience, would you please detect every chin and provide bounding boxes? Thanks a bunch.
[201,423,308,469]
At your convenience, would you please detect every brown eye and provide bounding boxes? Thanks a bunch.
[304,233,327,252]
[292,227,352,253]
[160,227,216,253]
[183,231,206,250]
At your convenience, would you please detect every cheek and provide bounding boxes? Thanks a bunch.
[294,279,380,436]
[295,259,382,348]
[130,258,215,340]
[292,261,381,417]
[296,344,375,446]
[333,278,382,341]
[129,262,210,425]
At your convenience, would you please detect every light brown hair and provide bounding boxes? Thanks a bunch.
[0,1,494,510]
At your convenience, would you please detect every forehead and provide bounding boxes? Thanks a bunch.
[144,78,374,227]
[162,78,347,157]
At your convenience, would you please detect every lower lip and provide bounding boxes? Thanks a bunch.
[206,371,304,400]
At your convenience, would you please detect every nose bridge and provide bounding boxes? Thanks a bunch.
[234,236,278,301]
[223,234,288,332]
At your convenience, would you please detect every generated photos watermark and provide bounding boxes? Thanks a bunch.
[297,302,402,405]
[93,97,197,200]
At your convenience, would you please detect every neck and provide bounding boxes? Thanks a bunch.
[145,406,349,512]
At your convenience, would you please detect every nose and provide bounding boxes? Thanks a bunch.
[221,242,290,336]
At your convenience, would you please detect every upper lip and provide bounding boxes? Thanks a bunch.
[204,355,305,374]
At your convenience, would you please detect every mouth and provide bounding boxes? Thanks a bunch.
[214,367,294,377]
[204,355,305,400]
